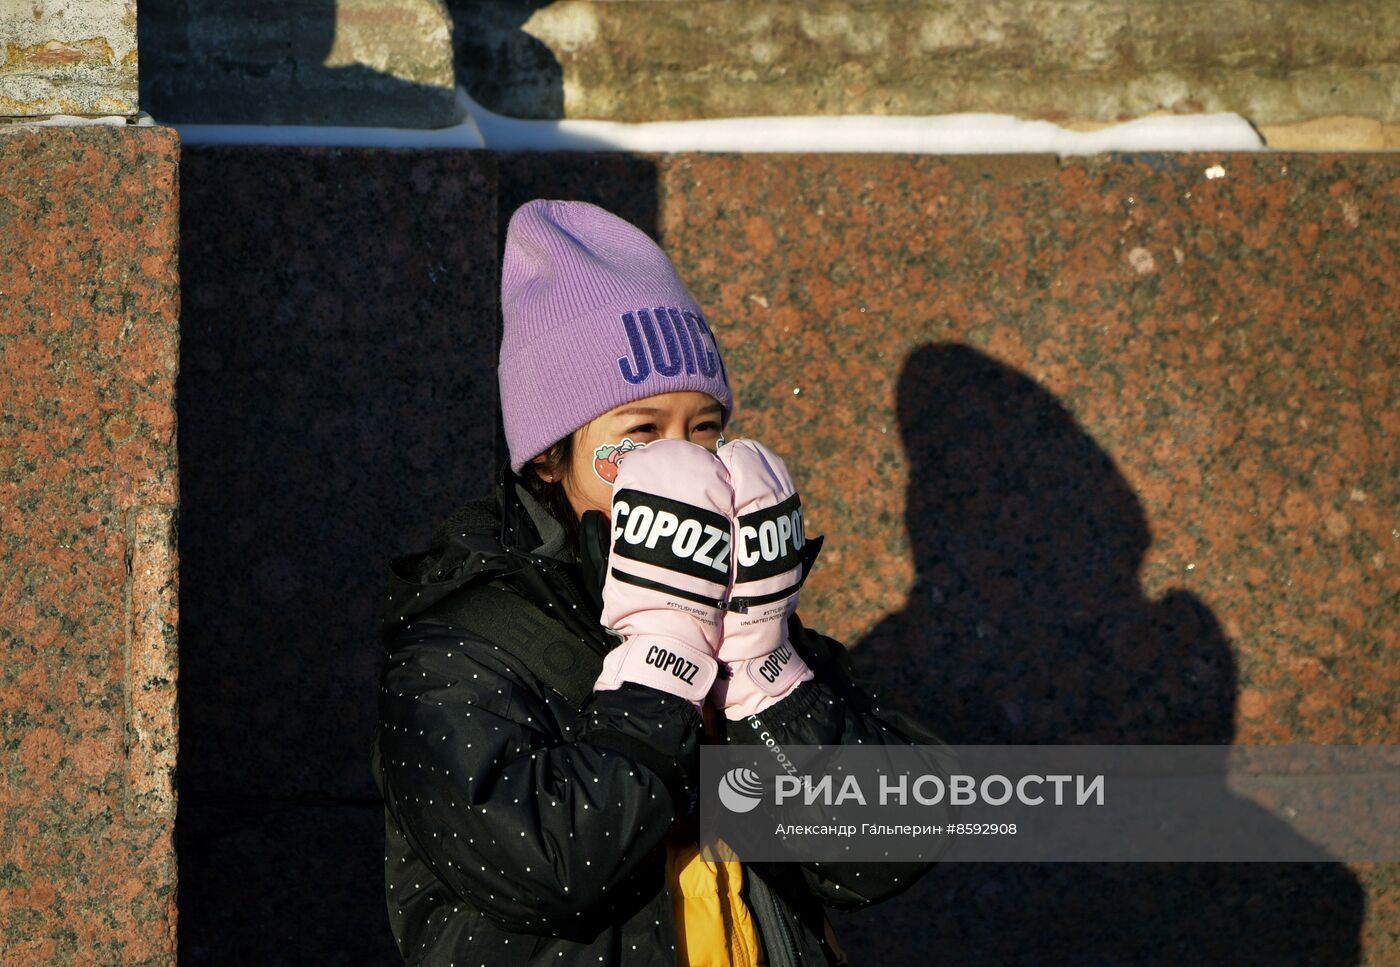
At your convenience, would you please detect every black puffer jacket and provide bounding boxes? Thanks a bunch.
[372,465,943,965]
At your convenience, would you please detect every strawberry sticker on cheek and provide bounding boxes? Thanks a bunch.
[593,438,645,485]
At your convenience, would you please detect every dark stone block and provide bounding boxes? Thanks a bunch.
[498,152,662,256]
[178,799,399,964]
[177,147,499,803]
[830,860,1365,966]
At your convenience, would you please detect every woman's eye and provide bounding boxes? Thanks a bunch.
[692,422,721,433]
[629,424,656,434]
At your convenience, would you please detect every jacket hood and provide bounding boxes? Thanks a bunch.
[380,462,585,644]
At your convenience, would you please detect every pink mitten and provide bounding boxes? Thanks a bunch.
[595,439,731,707]
[711,440,814,719]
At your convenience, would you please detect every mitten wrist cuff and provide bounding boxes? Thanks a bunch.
[712,643,813,720]
[594,634,719,706]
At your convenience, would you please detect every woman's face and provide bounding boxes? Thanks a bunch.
[532,390,725,520]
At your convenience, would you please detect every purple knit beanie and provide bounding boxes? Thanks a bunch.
[499,199,734,473]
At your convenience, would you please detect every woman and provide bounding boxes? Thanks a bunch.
[373,200,942,966]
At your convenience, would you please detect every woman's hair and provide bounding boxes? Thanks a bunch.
[514,433,581,554]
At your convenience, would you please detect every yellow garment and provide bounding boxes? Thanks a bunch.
[666,832,766,967]
[666,704,766,967]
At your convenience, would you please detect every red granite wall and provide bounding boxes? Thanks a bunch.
[0,127,180,964]
[659,152,1396,747]
[654,151,1397,965]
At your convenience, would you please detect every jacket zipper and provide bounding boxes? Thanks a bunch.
[751,867,801,967]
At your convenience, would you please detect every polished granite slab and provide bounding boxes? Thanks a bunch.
[1,126,180,965]
[654,150,1396,965]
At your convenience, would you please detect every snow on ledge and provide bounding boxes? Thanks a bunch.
[1,112,155,129]
[173,111,487,149]
[462,88,1263,156]
[173,86,1264,156]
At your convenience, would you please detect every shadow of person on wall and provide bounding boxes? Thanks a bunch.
[833,342,1363,965]
[141,0,567,127]
[447,0,566,120]
[139,0,455,126]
